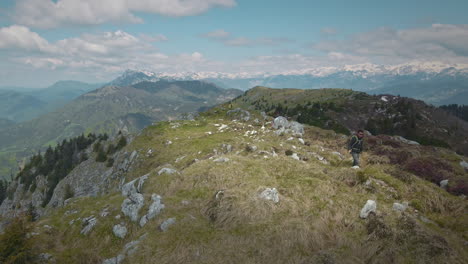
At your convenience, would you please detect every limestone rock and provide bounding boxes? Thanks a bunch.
[393,202,408,212]
[273,116,289,129]
[213,157,229,163]
[81,216,97,235]
[113,224,127,239]
[160,218,176,232]
[227,108,251,121]
[158,168,177,175]
[460,160,468,170]
[289,121,304,135]
[259,188,280,203]
[121,174,149,196]
[360,200,377,219]
[440,179,449,189]
[121,192,144,222]
[140,194,165,227]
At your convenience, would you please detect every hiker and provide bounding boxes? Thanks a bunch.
[348,130,364,168]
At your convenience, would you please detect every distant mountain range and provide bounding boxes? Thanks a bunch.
[115,62,468,105]
[0,81,102,122]
[0,80,241,179]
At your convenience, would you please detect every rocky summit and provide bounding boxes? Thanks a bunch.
[0,97,467,264]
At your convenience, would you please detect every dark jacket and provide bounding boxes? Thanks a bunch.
[348,135,363,153]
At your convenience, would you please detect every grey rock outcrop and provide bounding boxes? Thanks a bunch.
[460,160,468,170]
[213,157,229,163]
[102,234,147,264]
[159,218,176,232]
[121,174,149,196]
[139,194,165,227]
[227,108,250,121]
[360,200,377,219]
[113,224,127,239]
[395,136,420,145]
[273,116,304,136]
[440,179,449,189]
[259,188,280,203]
[273,116,289,129]
[393,202,408,212]
[81,216,97,235]
[120,173,150,222]
[158,168,177,175]
[121,192,144,222]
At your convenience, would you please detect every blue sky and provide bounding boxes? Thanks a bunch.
[0,0,467,87]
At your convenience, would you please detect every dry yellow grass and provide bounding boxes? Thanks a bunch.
[20,107,468,264]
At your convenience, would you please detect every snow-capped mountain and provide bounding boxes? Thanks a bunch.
[109,62,468,105]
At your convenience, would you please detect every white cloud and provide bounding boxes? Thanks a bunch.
[0,25,50,51]
[0,25,216,82]
[14,0,237,28]
[313,24,468,64]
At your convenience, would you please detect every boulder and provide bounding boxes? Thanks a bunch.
[259,188,280,203]
[158,168,177,175]
[291,153,300,161]
[213,157,229,163]
[139,194,165,227]
[121,174,148,196]
[81,216,97,235]
[460,160,468,170]
[393,202,408,212]
[227,108,251,121]
[395,136,419,145]
[113,224,127,239]
[160,218,176,232]
[121,192,145,222]
[440,179,449,189]
[360,200,377,219]
[289,121,304,135]
[273,116,289,129]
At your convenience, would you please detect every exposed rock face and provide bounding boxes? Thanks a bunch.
[121,174,149,196]
[113,224,127,239]
[259,188,280,203]
[81,216,97,235]
[158,168,177,175]
[160,218,176,232]
[440,179,449,189]
[360,200,377,219]
[227,108,251,121]
[460,160,468,170]
[102,234,148,264]
[273,116,289,129]
[122,193,144,222]
[139,194,165,227]
[121,174,148,222]
[393,202,409,212]
[273,116,304,136]
[48,150,137,208]
[213,157,230,163]
[395,136,420,145]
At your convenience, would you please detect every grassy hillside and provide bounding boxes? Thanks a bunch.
[0,81,241,180]
[3,104,466,263]
[233,87,468,155]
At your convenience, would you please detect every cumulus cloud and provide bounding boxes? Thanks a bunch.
[0,25,51,51]
[313,24,468,64]
[0,24,212,78]
[14,0,237,28]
